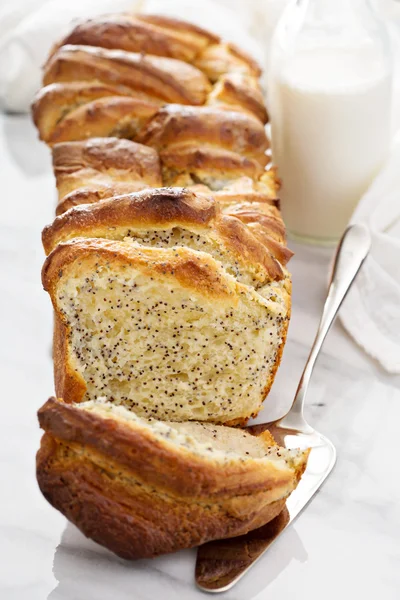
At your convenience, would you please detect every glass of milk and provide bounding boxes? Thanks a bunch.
[268,0,393,244]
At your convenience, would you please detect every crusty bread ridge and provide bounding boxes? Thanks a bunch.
[52,137,162,213]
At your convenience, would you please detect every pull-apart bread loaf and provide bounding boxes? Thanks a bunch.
[33,12,309,560]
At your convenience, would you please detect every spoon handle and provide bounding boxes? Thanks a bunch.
[284,224,371,427]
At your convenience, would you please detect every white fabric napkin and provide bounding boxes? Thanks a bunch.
[339,135,400,374]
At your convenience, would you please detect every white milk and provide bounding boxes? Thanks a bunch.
[269,48,392,243]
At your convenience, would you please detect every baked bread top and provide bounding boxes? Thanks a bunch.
[53,14,219,63]
[51,137,162,213]
[194,41,261,81]
[207,72,268,124]
[32,13,267,146]
[43,45,211,105]
[136,104,269,164]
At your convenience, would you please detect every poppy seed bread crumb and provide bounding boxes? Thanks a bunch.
[43,238,288,423]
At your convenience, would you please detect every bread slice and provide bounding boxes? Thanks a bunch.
[37,397,309,559]
[42,237,289,424]
[42,187,285,286]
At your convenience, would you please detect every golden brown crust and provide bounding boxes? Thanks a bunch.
[244,225,294,266]
[214,214,284,281]
[207,73,268,124]
[55,14,219,63]
[56,185,145,215]
[194,42,261,82]
[38,93,159,146]
[31,81,154,144]
[36,398,308,558]
[136,104,269,165]
[136,14,219,47]
[53,316,86,404]
[43,187,218,253]
[52,137,162,206]
[220,200,293,266]
[228,209,286,242]
[53,137,159,180]
[43,45,211,105]
[160,148,265,188]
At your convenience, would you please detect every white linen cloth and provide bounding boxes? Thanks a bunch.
[0,0,275,112]
[0,0,143,112]
[0,0,400,373]
[340,135,400,374]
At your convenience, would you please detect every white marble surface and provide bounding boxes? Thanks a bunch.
[1,113,400,600]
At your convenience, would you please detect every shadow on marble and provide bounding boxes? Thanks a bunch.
[221,523,308,600]
[3,114,50,176]
[48,520,307,600]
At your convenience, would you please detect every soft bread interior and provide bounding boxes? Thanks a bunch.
[50,241,287,423]
[79,398,307,470]
[124,227,268,289]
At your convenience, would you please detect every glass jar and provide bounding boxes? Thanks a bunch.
[268,0,393,245]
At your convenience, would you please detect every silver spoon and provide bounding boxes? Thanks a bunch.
[195,223,371,593]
